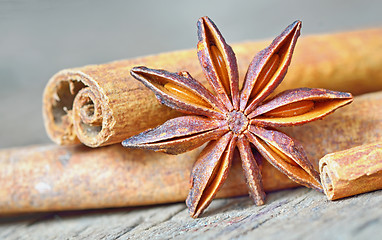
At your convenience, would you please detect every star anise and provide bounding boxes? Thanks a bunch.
[122,17,353,218]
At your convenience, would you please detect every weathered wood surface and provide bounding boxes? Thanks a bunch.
[1,188,381,239]
[1,1,382,239]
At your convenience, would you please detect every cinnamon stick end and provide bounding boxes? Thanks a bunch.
[319,142,382,201]
[319,161,336,200]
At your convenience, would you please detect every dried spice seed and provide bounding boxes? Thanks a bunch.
[164,82,211,108]
[250,53,280,98]
[264,141,299,166]
[210,45,231,95]
[122,17,353,218]
[264,100,315,117]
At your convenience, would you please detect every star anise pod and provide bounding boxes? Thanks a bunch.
[122,17,353,218]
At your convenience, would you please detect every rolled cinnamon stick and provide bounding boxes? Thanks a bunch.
[319,142,382,200]
[0,144,295,215]
[43,28,382,147]
[3,91,382,214]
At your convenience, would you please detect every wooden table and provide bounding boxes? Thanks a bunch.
[1,188,381,239]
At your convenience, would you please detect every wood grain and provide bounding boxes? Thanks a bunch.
[1,188,381,239]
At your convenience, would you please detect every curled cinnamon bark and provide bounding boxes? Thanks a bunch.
[43,28,382,147]
[43,69,182,147]
[319,142,382,200]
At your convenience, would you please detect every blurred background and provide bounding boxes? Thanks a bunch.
[1,0,381,148]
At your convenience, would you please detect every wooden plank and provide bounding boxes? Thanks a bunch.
[0,188,381,239]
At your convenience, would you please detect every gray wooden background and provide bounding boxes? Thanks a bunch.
[1,1,381,239]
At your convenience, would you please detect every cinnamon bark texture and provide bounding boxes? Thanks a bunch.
[0,144,296,215]
[319,142,382,200]
[2,91,382,214]
[43,28,382,147]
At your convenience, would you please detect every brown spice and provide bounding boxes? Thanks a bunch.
[0,92,382,215]
[319,142,382,200]
[43,27,382,148]
[1,91,381,215]
[0,144,295,215]
[122,17,352,218]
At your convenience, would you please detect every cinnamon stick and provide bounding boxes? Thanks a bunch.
[0,144,295,215]
[319,142,382,200]
[3,91,382,214]
[43,28,382,147]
